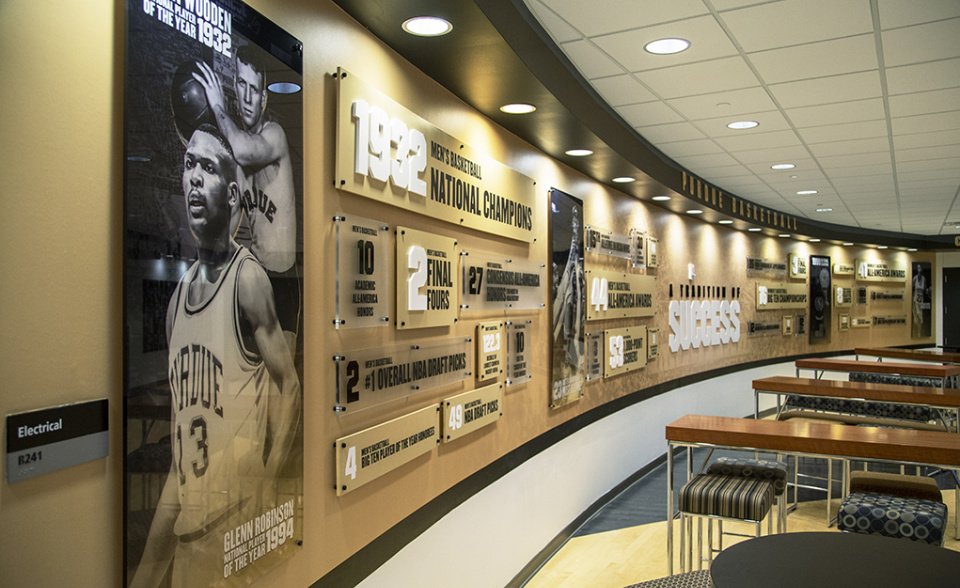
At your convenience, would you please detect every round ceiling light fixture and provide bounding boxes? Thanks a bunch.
[565,149,593,156]
[718,219,734,224]
[500,103,536,114]
[797,190,819,195]
[771,163,795,170]
[612,177,635,183]
[402,16,453,37]
[652,195,672,201]
[727,120,759,130]
[644,38,690,55]
[686,209,703,215]
[268,82,301,94]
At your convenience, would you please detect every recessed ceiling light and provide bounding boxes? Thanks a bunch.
[843,242,853,246]
[815,208,833,212]
[779,234,791,238]
[612,177,635,183]
[908,248,918,252]
[718,219,733,224]
[771,163,796,170]
[565,149,593,156]
[644,38,690,55]
[727,120,759,130]
[268,81,301,94]
[797,190,818,195]
[877,245,888,249]
[500,103,536,114]
[748,227,762,232]
[809,238,821,243]
[686,209,703,215]
[402,16,453,36]
[652,195,672,201]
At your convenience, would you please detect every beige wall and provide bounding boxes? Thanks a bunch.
[0,1,936,587]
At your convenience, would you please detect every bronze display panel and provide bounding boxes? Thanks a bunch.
[603,326,647,378]
[336,70,536,243]
[586,270,657,321]
[476,321,504,382]
[442,383,503,443]
[396,227,459,330]
[335,404,439,496]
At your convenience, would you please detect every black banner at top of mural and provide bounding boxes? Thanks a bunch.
[138,0,302,72]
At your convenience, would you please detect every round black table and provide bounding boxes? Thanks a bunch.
[710,532,960,588]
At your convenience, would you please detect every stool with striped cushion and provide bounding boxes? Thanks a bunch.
[706,456,788,533]
[678,473,775,572]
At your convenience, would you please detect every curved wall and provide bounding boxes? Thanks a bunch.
[0,1,936,587]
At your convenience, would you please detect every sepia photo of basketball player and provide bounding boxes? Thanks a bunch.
[130,125,301,588]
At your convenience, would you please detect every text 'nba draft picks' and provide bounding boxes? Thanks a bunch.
[142,0,233,56]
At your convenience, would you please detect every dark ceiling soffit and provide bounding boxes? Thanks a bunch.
[332,0,949,250]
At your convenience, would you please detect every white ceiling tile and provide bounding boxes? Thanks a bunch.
[697,164,759,179]
[895,144,960,162]
[636,121,707,143]
[823,163,895,177]
[619,101,684,126]
[561,39,624,77]
[891,111,960,135]
[736,147,810,166]
[897,158,960,173]
[832,174,895,188]
[636,56,761,99]
[591,75,658,106]
[893,129,960,151]
[877,0,960,29]
[539,0,710,37]
[665,86,778,121]
[720,0,874,53]
[659,138,725,157]
[885,58,960,95]
[786,99,886,128]
[593,15,737,73]
[744,158,819,176]
[768,71,883,109]
[881,20,960,68]
[809,137,891,157]
[674,152,740,168]
[888,87,960,118]
[820,151,893,168]
[527,0,582,43]
[749,34,879,85]
[799,119,889,144]
[733,145,812,164]
[715,129,802,152]
[693,110,791,137]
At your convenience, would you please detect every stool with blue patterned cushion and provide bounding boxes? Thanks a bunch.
[837,492,947,545]
[707,456,788,532]
[678,473,775,572]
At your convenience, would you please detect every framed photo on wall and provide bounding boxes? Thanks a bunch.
[122,1,304,585]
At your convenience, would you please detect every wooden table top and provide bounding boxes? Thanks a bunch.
[855,347,960,364]
[665,414,960,467]
[753,376,960,407]
[795,357,960,377]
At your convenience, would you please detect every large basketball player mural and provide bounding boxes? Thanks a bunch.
[122,1,304,586]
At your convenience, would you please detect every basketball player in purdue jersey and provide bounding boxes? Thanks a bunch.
[131,125,300,588]
[193,49,299,355]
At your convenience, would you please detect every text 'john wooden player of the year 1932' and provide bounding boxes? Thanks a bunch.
[142,0,234,56]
